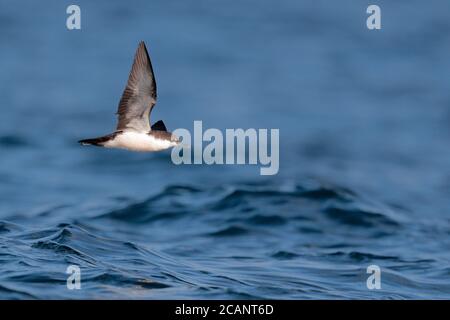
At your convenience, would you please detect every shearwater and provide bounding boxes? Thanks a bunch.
[79,41,179,152]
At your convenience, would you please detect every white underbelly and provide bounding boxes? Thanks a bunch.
[104,131,176,152]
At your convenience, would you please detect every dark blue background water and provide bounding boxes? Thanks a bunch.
[1,0,449,299]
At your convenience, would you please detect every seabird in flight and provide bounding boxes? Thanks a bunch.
[79,41,179,152]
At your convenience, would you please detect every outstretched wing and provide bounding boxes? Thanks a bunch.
[116,41,157,132]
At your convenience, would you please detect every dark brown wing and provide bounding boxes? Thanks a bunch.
[116,41,157,132]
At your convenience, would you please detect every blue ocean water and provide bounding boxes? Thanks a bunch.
[0,0,450,299]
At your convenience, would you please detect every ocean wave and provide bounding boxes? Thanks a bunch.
[95,182,401,230]
[0,181,448,299]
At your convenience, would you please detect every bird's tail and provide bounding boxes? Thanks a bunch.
[78,133,117,147]
[78,138,104,146]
